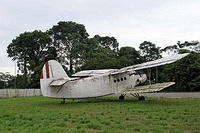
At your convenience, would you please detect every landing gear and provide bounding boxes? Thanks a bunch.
[130,93,145,101]
[61,98,66,104]
[119,94,126,100]
[138,96,145,101]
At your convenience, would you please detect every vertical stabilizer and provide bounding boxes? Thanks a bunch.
[40,60,68,96]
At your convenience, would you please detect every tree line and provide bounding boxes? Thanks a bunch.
[1,21,200,91]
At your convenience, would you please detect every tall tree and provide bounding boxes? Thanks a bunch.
[48,21,89,74]
[118,46,142,64]
[161,45,179,56]
[93,35,119,52]
[75,38,118,70]
[0,72,12,88]
[139,41,162,62]
[161,41,200,56]
[7,30,52,87]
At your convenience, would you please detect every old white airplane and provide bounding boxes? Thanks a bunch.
[40,53,189,103]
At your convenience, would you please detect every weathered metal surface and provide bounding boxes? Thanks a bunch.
[141,92,200,98]
[50,78,79,86]
[72,69,118,77]
[40,60,146,98]
[50,79,70,86]
[113,92,200,98]
[120,53,189,71]
[120,82,175,94]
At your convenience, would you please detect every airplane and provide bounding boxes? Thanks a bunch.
[40,53,189,103]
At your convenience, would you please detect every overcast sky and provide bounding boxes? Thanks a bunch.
[1,0,200,75]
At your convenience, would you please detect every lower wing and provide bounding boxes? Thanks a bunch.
[120,82,175,94]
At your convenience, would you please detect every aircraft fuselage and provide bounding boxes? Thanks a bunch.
[41,70,146,99]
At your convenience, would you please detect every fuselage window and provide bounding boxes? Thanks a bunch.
[114,77,127,83]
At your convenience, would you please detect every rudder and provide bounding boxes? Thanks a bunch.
[40,60,69,96]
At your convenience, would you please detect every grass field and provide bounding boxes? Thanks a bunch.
[0,96,199,133]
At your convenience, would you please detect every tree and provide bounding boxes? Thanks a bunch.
[93,35,119,52]
[161,41,200,56]
[48,21,89,74]
[0,72,12,89]
[177,41,200,52]
[0,72,6,88]
[161,45,179,56]
[7,30,52,88]
[118,46,142,64]
[78,39,118,70]
[139,41,162,62]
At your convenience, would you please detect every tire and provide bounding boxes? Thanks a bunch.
[119,95,125,100]
[138,96,145,101]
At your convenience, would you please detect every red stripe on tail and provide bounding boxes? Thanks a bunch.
[45,62,50,78]
[40,70,43,79]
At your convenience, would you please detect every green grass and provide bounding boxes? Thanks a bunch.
[0,96,200,133]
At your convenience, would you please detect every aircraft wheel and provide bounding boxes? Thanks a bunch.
[61,98,66,104]
[138,96,145,101]
[119,95,125,100]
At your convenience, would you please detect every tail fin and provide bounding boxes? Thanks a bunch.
[40,60,68,80]
[40,60,68,96]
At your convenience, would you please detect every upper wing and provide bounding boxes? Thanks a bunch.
[120,82,175,94]
[120,53,189,71]
[72,53,189,77]
[72,69,118,77]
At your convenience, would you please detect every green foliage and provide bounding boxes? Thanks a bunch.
[7,30,52,72]
[48,21,89,73]
[77,42,137,70]
[178,49,191,54]
[13,75,29,89]
[0,72,14,89]
[93,35,119,52]
[119,46,142,64]
[7,30,52,88]
[116,56,135,68]
[139,41,162,61]
[161,41,200,55]
[0,81,4,89]
[80,46,118,70]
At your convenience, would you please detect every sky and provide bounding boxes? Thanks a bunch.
[1,0,200,75]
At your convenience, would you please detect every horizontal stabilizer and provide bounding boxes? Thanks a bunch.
[121,82,175,94]
[50,78,78,87]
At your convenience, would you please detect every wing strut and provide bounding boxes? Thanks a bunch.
[156,66,158,83]
[147,66,159,85]
[147,69,152,85]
